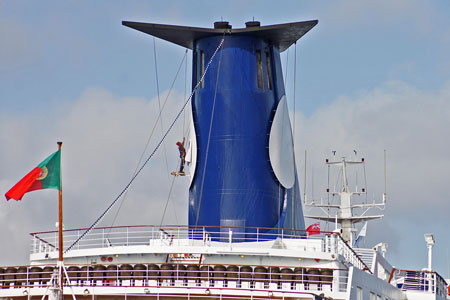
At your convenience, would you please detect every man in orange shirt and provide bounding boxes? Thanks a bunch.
[176,138,186,174]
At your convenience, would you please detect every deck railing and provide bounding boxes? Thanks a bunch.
[31,225,311,251]
[30,225,370,272]
[394,269,448,298]
[353,248,376,270]
[0,263,348,294]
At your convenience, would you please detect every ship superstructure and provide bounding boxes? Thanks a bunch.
[0,19,448,300]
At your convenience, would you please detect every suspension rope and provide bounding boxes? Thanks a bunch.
[195,34,226,226]
[292,42,297,230]
[159,173,177,227]
[284,48,289,84]
[293,42,297,149]
[105,50,189,236]
[183,50,188,136]
[153,37,171,181]
[65,37,225,253]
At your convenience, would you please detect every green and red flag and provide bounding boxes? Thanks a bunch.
[5,150,61,201]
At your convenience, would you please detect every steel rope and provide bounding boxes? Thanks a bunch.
[105,49,188,238]
[195,33,226,226]
[65,37,225,253]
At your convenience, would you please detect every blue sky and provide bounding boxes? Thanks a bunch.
[1,0,450,277]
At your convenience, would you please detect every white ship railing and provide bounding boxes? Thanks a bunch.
[30,225,370,272]
[392,269,448,298]
[0,262,348,295]
[353,248,376,270]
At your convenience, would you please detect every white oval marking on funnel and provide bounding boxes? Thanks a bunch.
[185,109,198,188]
[269,95,295,189]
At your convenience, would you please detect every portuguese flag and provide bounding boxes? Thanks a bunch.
[5,149,61,201]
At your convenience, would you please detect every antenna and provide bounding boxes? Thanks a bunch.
[354,149,358,192]
[311,166,315,204]
[303,150,307,204]
[383,150,387,204]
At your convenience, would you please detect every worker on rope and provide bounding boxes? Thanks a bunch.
[176,137,186,174]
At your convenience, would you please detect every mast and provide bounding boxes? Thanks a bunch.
[57,141,64,300]
[305,156,385,243]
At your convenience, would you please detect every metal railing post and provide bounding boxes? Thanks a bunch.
[433,273,436,294]
[203,227,206,246]
[33,235,36,254]
[256,228,259,242]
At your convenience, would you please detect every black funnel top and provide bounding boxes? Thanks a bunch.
[122,20,318,52]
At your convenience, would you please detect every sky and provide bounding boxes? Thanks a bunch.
[1,0,450,278]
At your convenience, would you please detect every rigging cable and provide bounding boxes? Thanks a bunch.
[195,33,226,226]
[293,42,297,147]
[65,38,225,253]
[292,42,297,229]
[105,49,188,237]
[182,51,191,141]
[153,37,171,181]
[284,48,289,84]
[183,50,189,136]
[159,174,177,227]
[159,53,190,227]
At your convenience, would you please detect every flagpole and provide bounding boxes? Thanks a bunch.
[57,141,63,300]
[58,141,63,262]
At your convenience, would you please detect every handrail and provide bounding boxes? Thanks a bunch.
[0,262,349,272]
[30,224,336,236]
[0,262,348,296]
[334,234,372,274]
[30,225,369,273]
[31,234,57,250]
[31,225,326,252]
[392,269,448,297]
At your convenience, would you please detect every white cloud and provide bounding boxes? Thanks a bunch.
[0,87,189,265]
[295,80,450,270]
[296,80,450,211]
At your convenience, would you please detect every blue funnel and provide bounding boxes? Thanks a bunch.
[123,20,317,237]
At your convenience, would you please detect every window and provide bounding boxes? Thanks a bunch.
[356,286,363,300]
[370,292,376,300]
[256,50,263,89]
[200,51,205,88]
[265,51,272,90]
[193,51,197,86]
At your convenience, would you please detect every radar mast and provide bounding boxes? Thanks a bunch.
[305,154,386,244]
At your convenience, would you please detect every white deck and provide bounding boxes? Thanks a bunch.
[0,226,446,299]
[29,225,369,271]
